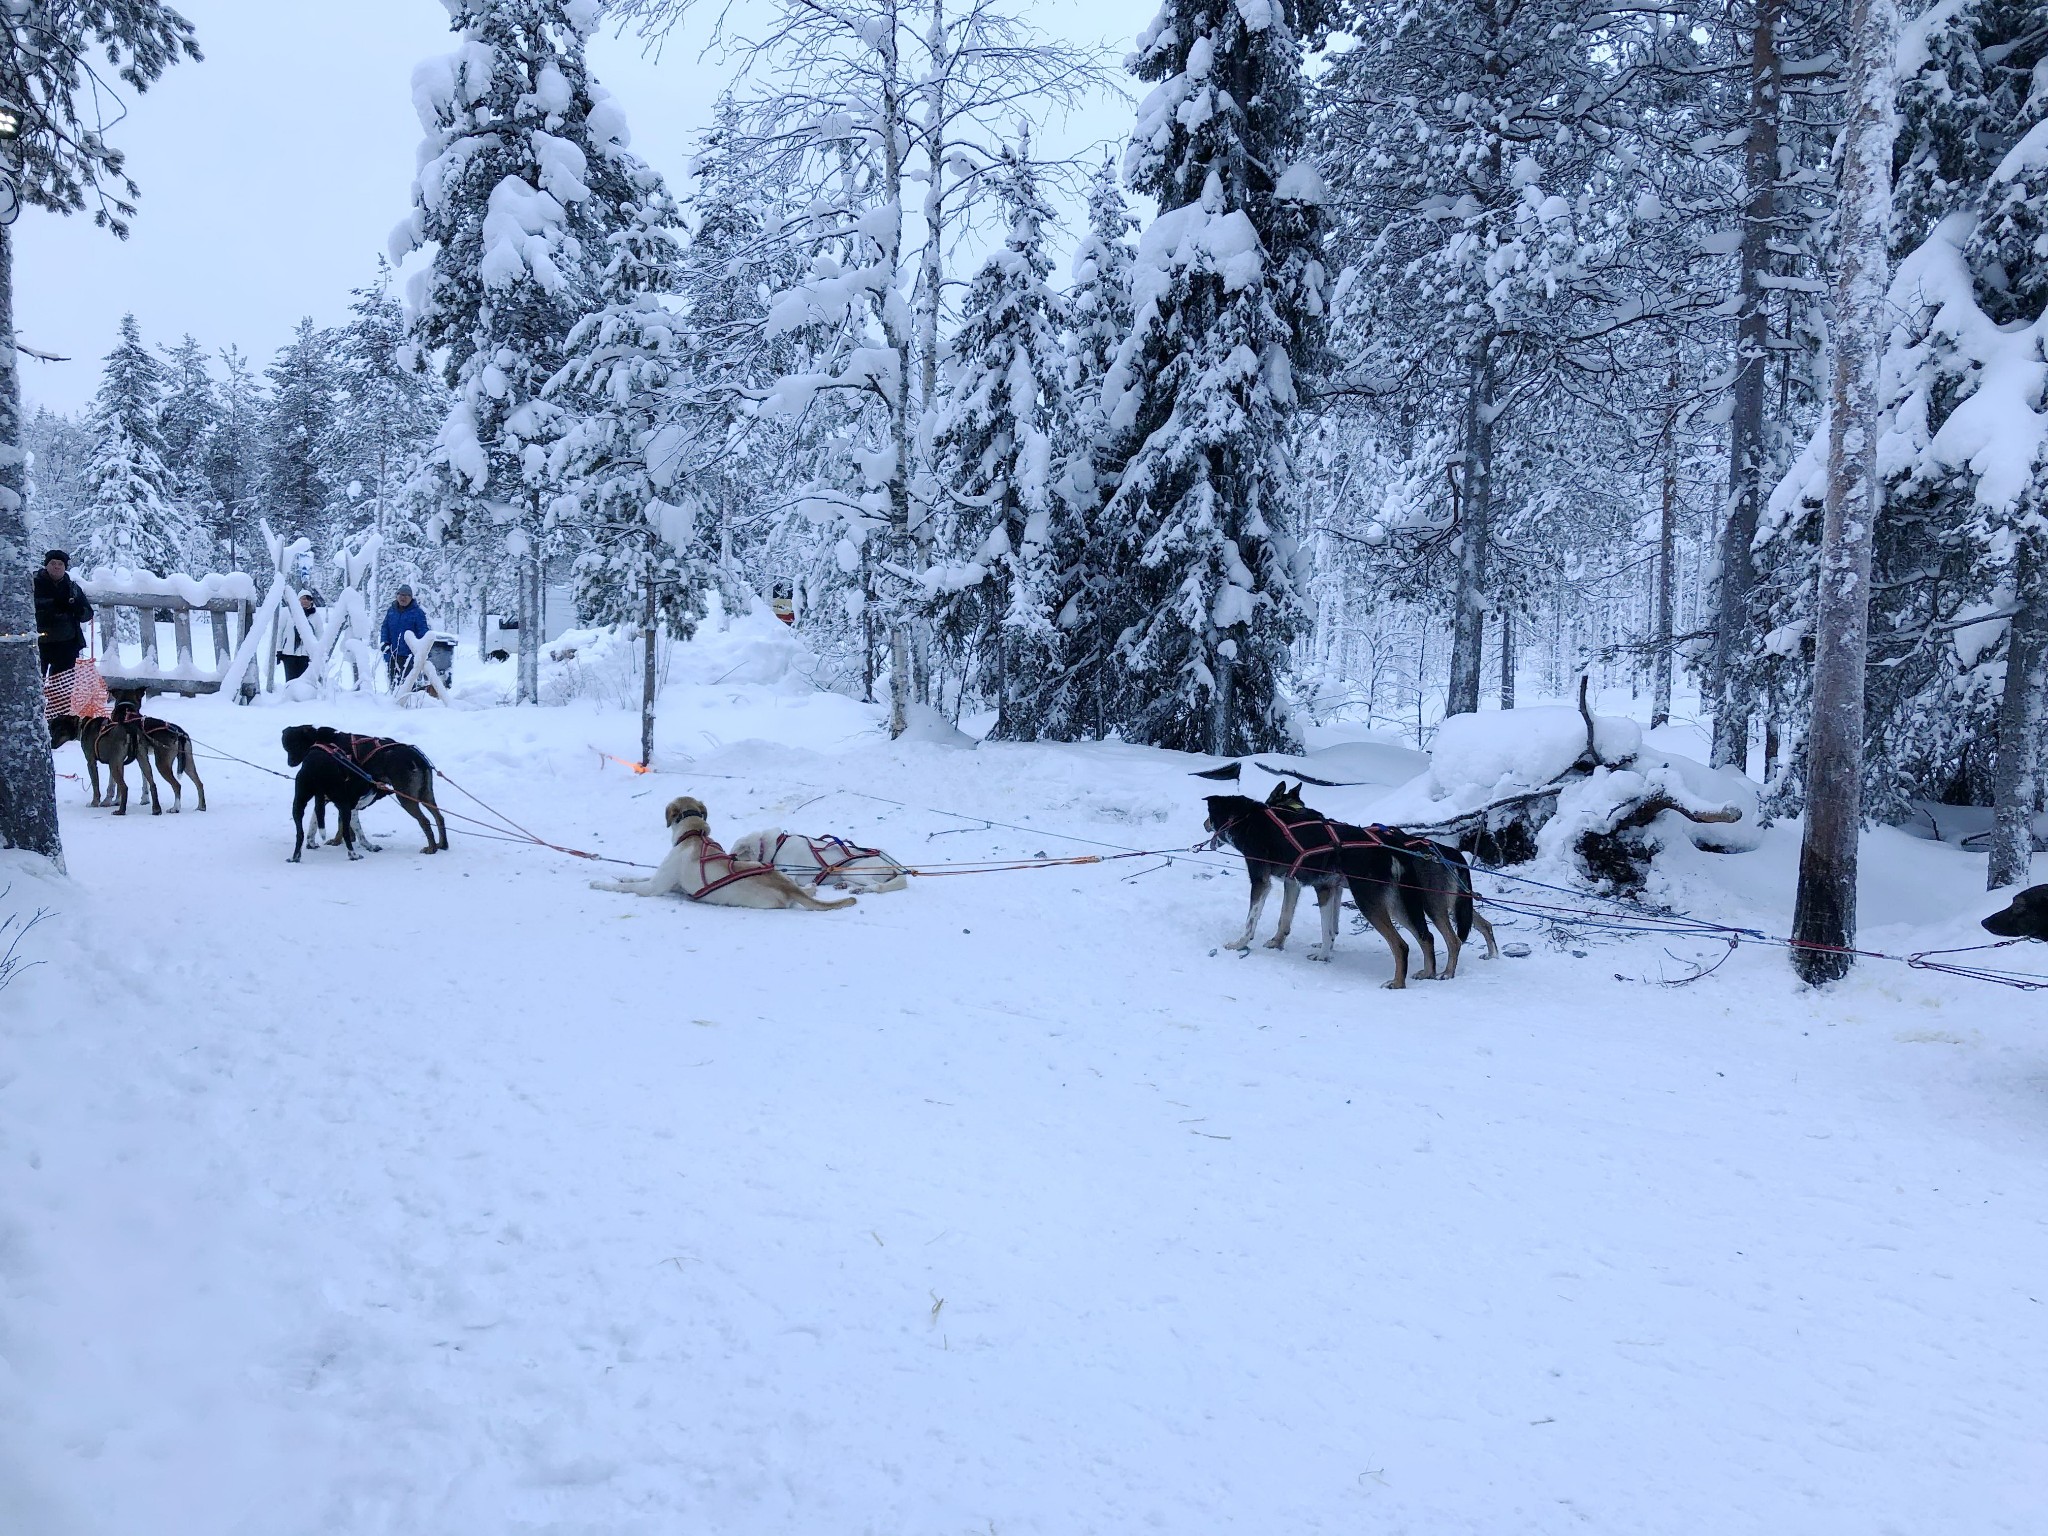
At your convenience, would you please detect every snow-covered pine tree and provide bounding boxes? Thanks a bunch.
[1096,0,1333,754]
[205,346,265,569]
[24,406,92,554]
[930,132,1071,740]
[330,262,448,588]
[1317,0,1670,724]
[395,0,644,703]
[262,317,340,550]
[622,0,1103,731]
[0,0,197,865]
[80,313,185,576]
[1876,0,2048,890]
[157,333,220,567]
[1054,155,1139,736]
[548,169,716,760]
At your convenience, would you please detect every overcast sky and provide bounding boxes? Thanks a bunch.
[17,0,1156,414]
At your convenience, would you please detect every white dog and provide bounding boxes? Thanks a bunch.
[591,797,856,911]
[726,828,910,893]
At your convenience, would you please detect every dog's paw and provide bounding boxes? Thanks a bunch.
[1263,935,1286,950]
[1381,978,1406,990]
[1307,946,1333,963]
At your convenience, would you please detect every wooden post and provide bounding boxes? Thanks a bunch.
[210,609,232,676]
[138,604,159,670]
[172,610,194,673]
[97,608,115,662]
[241,600,260,702]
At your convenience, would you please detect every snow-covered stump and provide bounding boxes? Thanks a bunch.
[1397,681,1759,891]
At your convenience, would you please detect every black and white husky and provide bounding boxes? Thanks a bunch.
[1202,792,1431,988]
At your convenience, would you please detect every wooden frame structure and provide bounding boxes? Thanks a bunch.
[78,576,259,700]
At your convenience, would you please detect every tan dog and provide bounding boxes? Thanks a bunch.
[592,796,856,911]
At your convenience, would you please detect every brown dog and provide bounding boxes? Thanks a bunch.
[591,796,856,910]
[48,712,159,815]
[109,690,206,813]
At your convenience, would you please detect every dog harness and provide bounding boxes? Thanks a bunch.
[754,831,897,883]
[673,830,785,900]
[1214,804,1457,881]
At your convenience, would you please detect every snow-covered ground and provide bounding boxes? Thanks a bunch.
[5,621,2046,1535]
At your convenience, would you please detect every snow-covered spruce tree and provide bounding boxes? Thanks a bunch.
[157,333,220,566]
[0,1,197,864]
[24,406,92,554]
[1316,0,1634,721]
[929,133,1071,739]
[669,97,818,630]
[329,262,448,584]
[1053,155,1139,736]
[80,314,185,576]
[204,346,265,568]
[622,0,1103,732]
[548,172,717,760]
[261,317,340,549]
[1873,0,2048,889]
[1095,0,1332,754]
[1788,0,1899,985]
[395,0,643,704]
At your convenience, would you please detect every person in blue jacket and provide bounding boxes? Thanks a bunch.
[380,585,430,685]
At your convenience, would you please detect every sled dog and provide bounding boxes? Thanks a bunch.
[109,690,206,813]
[1264,780,1499,979]
[1202,791,1426,988]
[281,724,449,855]
[727,828,909,893]
[1983,884,2048,941]
[593,797,857,911]
[48,711,158,815]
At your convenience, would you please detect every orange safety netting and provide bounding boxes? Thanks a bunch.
[43,658,110,720]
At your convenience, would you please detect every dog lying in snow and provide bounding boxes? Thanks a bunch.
[1982,884,2048,941]
[726,829,909,893]
[1203,789,1427,987]
[1263,780,1499,980]
[592,797,856,911]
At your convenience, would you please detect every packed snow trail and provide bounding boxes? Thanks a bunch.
[5,684,2046,1534]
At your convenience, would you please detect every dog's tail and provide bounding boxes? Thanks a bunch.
[798,891,857,911]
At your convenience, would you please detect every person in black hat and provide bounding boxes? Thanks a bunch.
[32,549,93,680]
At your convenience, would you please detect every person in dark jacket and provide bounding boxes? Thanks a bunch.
[32,550,92,678]
[380,585,430,684]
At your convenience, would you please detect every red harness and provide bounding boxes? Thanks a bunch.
[757,831,894,881]
[1224,805,1446,881]
[675,830,783,900]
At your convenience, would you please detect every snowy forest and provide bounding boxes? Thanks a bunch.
[10,0,2048,898]
[10,6,2048,1527]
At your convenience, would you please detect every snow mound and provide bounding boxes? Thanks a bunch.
[1429,706,1642,801]
[665,605,820,692]
[897,701,977,748]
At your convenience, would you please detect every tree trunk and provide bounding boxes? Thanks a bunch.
[1711,0,1784,770]
[1791,0,1897,985]
[1447,338,1496,718]
[1499,604,1516,708]
[517,542,541,705]
[0,222,64,867]
[1988,540,2048,890]
[640,542,658,769]
[1654,427,1677,728]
